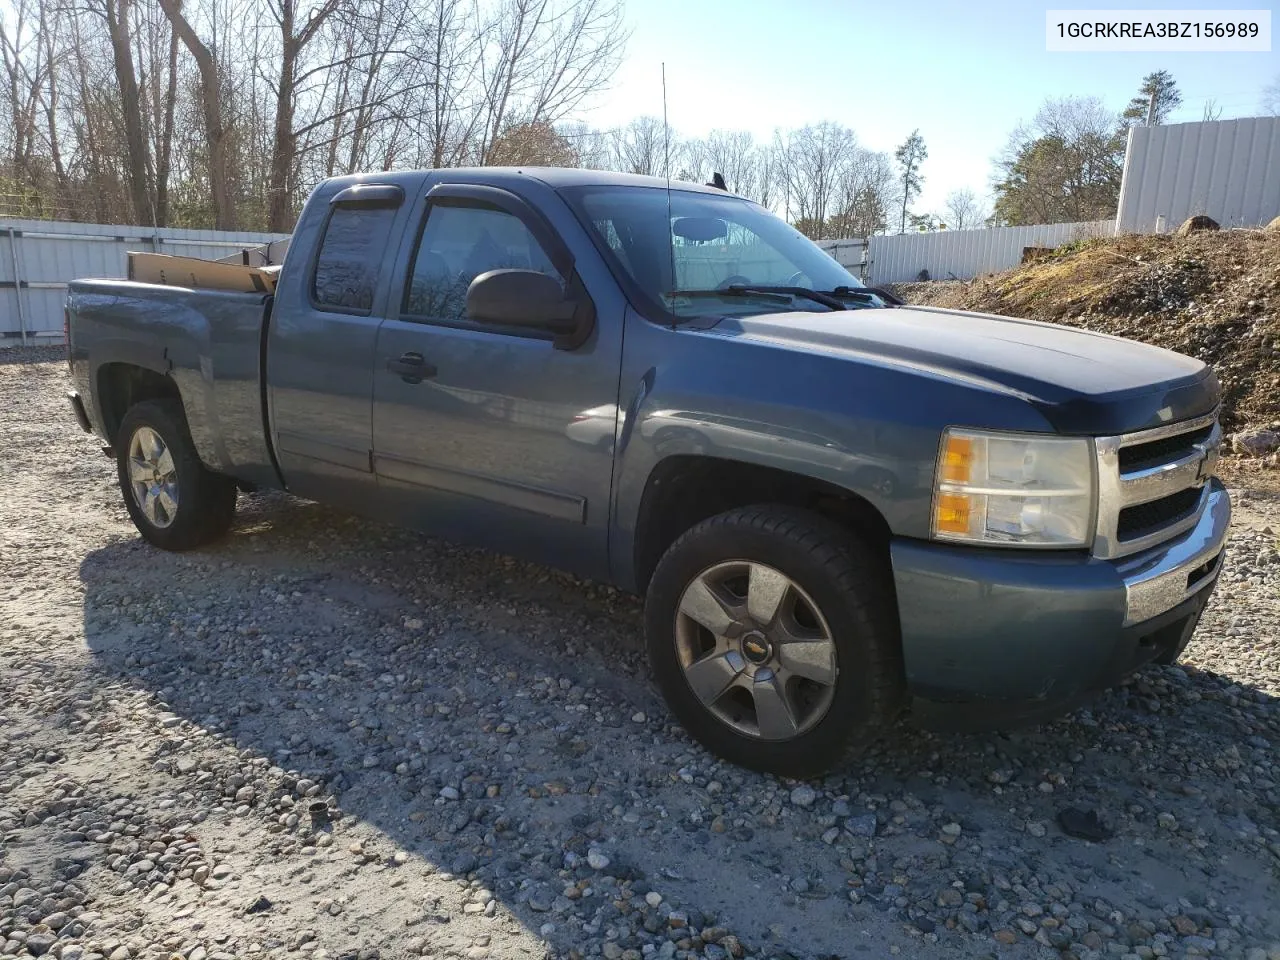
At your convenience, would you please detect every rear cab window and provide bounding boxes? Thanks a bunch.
[311,203,400,312]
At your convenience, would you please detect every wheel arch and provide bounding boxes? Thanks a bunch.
[95,361,182,449]
[630,455,893,596]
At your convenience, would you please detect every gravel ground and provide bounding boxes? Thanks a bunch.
[2,346,1278,960]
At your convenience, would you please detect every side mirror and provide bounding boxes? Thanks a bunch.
[467,269,572,327]
[466,269,591,348]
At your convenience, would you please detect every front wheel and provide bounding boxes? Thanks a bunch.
[116,398,237,550]
[644,506,904,777]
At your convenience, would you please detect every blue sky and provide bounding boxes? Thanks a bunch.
[585,0,1278,213]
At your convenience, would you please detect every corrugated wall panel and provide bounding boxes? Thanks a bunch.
[1117,117,1280,233]
[815,239,868,272]
[1,219,288,340]
[864,220,1114,285]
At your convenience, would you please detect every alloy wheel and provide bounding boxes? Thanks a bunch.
[673,560,838,741]
[127,426,179,529]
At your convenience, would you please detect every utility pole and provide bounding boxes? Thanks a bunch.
[1146,90,1157,126]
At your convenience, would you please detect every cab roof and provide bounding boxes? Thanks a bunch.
[318,166,737,198]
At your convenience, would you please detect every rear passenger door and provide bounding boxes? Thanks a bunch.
[267,183,413,508]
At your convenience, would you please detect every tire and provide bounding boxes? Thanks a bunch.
[115,398,237,550]
[644,505,904,778]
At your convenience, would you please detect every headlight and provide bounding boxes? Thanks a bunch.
[932,428,1095,547]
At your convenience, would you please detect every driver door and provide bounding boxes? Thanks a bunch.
[371,183,622,577]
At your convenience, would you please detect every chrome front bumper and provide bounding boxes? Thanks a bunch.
[1116,479,1230,626]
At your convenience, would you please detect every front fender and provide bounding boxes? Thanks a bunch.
[608,377,935,590]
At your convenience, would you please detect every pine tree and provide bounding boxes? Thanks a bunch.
[1121,70,1182,127]
[894,130,927,234]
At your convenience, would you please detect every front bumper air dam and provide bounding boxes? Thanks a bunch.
[891,479,1230,729]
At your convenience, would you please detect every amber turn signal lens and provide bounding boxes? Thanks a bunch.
[935,492,972,534]
[940,435,974,484]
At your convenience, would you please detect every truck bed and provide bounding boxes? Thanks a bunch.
[66,279,280,490]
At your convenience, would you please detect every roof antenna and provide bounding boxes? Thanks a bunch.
[662,62,677,331]
[706,172,727,191]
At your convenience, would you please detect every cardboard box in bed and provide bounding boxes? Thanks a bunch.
[127,252,280,294]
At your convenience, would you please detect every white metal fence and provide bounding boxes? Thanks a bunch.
[1117,116,1280,234]
[824,116,1280,286]
[816,238,870,280]
[1,219,289,343]
[863,220,1115,285]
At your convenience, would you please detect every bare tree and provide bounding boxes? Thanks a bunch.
[475,0,626,164]
[1262,74,1280,116]
[418,0,483,168]
[134,0,180,226]
[99,0,155,224]
[39,9,70,199]
[944,188,990,230]
[64,14,121,221]
[301,0,425,178]
[558,120,610,168]
[774,123,858,239]
[155,0,235,227]
[826,147,895,238]
[612,115,664,176]
[0,0,47,195]
[0,0,1005,245]
[262,0,344,230]
[688,130,757,196]
[753,142,779,210]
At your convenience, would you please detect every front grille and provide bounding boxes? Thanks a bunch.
[1118,424,1214,473]
[1093,411,1221,559]
[1117,487,1202,541]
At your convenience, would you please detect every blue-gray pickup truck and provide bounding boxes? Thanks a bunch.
[65,168,1230,776]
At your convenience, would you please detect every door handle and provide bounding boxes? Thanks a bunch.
[386,352,437,384]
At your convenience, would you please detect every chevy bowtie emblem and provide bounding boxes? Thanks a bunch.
[1193,441,1219,483]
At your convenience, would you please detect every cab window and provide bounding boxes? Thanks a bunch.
[402,202,563,325]
[311,204,398,312]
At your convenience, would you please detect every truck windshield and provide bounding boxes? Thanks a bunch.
[562,185,865,321]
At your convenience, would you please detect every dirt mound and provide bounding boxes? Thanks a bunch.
[895,229,1280,432]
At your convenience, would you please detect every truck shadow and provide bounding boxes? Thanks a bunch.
[77,492,1280,957]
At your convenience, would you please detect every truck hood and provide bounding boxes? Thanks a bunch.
[717,305,1218,434]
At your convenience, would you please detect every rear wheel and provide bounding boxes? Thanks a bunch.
[116,399,237,550]
[645,505,903,777]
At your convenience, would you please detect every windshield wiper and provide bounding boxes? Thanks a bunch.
[669,286,846,310]
[669,287,792,304]
[828,285,904,306]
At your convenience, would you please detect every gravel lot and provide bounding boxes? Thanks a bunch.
[2,347,1278,960]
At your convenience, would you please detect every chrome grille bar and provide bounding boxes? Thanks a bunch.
[1093,410,1222,560]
